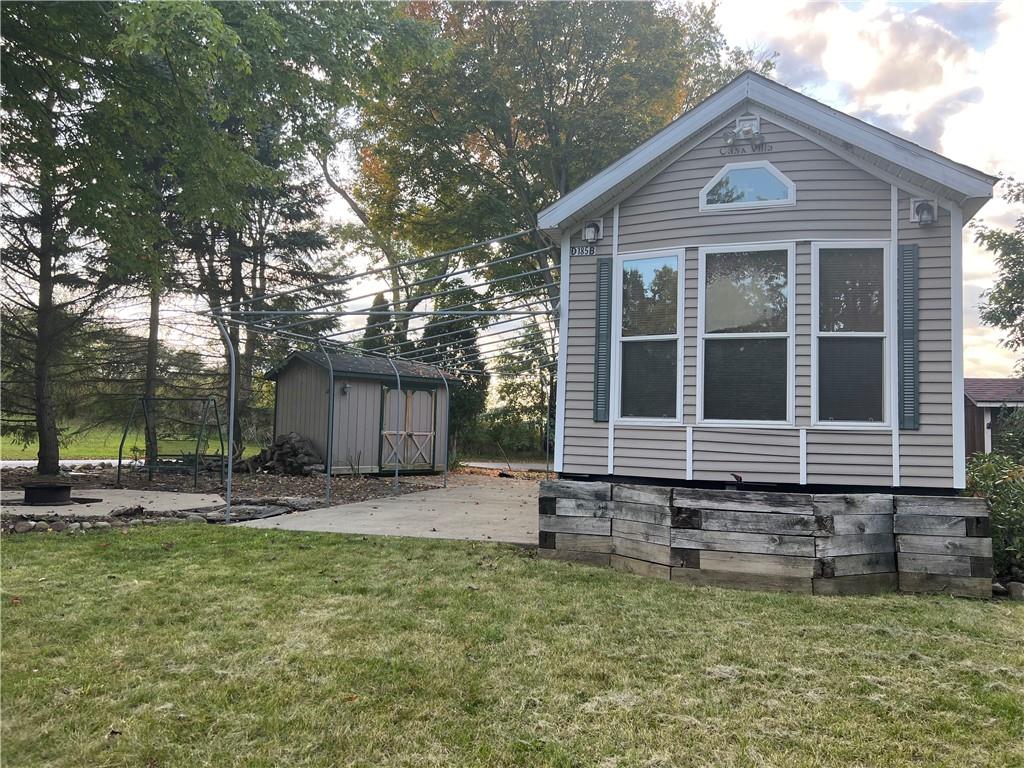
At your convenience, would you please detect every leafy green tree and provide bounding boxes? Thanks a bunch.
[361,292,394,351]
[976,178,1024,373]
[493,319,556,452]
[353,0,772,309]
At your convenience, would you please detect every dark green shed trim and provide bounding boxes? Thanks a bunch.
[593,256,613,422]
[898,244,920,430]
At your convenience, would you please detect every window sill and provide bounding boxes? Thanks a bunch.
[810,422,891,431]
[614,418,684,427]
[697,419,794,428]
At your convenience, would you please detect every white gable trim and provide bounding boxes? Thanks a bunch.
[538,72,994,233]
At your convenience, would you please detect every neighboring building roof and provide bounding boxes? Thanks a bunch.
[537,71,997,234]
[266,350,449,386]
[964,378,1024,405]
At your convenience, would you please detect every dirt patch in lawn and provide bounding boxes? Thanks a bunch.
[0,464,436,507]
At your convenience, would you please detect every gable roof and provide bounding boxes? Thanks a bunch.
[965,378,1024,405]
[266,350,448,386]
[537,71,997,234]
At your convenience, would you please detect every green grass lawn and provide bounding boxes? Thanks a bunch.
[2,527,1022,767]
[1,424,258,461]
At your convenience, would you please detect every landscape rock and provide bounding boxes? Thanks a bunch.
[66,522,82,532]
[93,521,111,529]
[1009,582,1024,602]
[49,520,67,532]
[13,520,34,534]
[110,505,144,518]
[992,581,1009,597]
[186,514,208,523]
[81,522,92,530]
[33,521,50,532]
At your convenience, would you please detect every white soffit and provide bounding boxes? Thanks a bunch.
[537,72,997,233]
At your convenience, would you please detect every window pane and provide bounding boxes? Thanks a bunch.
[621,340,676,418]
[818,338,884,422]
[705,166,790,206]
[819,248,885,332]
[704,338,787,421]
[705,250,788,333]
[622,256,677,337]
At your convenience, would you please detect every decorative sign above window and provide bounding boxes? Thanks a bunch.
[720,112,773,156]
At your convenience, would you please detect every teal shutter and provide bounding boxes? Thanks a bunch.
[593,257,613,422]
[898,244,920,430]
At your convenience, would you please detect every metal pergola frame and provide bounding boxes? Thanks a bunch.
[204,229,560,520]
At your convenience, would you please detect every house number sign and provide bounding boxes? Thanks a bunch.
[570,245,597,256]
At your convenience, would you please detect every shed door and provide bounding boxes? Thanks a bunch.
[380,387,436,471]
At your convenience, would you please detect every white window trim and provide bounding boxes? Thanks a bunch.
[697,241,796,427]
[612,248,684,425]
[810,240,892,429]
[699,160,796,213]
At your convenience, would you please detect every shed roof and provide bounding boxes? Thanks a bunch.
[964,378,1024,405]
[537,71,997,234]
[266,350,449,386]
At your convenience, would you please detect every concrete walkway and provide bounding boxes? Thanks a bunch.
[238,474,537,545]
[0,488,224,517]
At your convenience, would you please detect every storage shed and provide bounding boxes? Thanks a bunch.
[964,378,1024,457]
[540,71,997,492]
[267,351,449,475]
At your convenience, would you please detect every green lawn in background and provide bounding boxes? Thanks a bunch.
[2,526,1022,767]
[1,424,259,461]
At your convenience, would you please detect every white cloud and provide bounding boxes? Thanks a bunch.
[715,0,1024,376]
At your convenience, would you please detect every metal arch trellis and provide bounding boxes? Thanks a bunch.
[203,228,561,519]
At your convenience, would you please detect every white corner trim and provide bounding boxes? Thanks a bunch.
[608,206,619,475]
[553,231,570,473]
[890,185,901,487]
[951,203,966,488]
[983,408,992,454]
[686,425,694,481]
[698,159,796,213]
[799,428,807,485]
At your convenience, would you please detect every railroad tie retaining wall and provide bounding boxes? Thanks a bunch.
[538,481,991,598]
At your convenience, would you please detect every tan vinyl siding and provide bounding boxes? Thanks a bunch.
[562,222,611,474]
[898,193,954,487]
[794,242,812,425]
[616,118,891,252]
[559,107,957,488]
[806,430,892,485]
[692,428,801,484]
[613,426,686,479]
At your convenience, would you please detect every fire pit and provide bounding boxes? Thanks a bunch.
[22,482,73,506]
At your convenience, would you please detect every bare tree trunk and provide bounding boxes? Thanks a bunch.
[34,227,60,475]
[34,101,60,476]
[144,278,160,465]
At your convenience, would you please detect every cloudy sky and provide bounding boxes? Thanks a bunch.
[714,0,1023,376]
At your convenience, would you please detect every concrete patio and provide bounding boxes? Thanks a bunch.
[238,473,537,545]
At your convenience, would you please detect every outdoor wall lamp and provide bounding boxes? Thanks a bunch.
[582,219,603,243]
[912,199,937,226]
[340,383,351,396]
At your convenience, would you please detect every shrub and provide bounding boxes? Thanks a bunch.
[992,406,1024,462]
[966,452,1024,580]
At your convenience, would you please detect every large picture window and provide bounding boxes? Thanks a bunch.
[814,244,887,424]
[699,244,793,423]
[618,254,680,419]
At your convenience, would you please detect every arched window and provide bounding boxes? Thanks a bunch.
[699,161,796,212]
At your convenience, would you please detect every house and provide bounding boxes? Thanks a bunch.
[266,351,449,475]
[964,377,1024,456]
[540,71,997,493]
